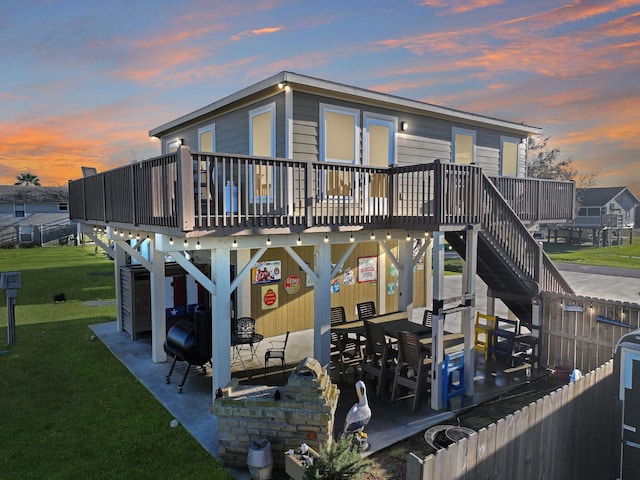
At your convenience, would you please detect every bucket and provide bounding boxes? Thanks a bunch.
[247,439,273,480]
[555,365,571,382]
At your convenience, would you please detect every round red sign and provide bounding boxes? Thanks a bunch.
[263,288,277,306]
[284,275,301,294]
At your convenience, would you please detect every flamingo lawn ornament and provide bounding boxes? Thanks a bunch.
[343,380,372,436]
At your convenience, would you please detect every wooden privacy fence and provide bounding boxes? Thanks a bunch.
[540,292,640,374]
[407,360,616,480]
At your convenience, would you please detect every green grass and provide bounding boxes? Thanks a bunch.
[543,232,640,270]
[0,247,232,480]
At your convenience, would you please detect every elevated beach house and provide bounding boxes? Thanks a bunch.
[69,72,575,410]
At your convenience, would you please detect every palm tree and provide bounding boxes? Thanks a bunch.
[14,172,41,186]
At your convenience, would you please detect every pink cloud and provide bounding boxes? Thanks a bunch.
[230,26,284,41]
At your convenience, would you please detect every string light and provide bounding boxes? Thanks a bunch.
[296,236,302,246]
[169,237,174,246]
[386,231,391,240]
[370,231,375,240]
[232,238,237,248]
[350,234,354,243]
[266,236,271,246]
[406,232,411,242]
[196,240,201,250]
[183,239,189,248]
[324,235,329,243]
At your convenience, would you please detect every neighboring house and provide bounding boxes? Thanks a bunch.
[69,71,575,409]
[0,185,74,246]
[554,186,638,245]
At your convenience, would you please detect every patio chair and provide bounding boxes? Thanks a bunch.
[487,317,519,361]
[232,317,262,366]
[356,301,377,321]
[361,320,397,397]
[391,330,432,411]
[442,349,465,408]
[264,331,290,378]
[331,306,361,375]
[474,313,497,359]
[422,309,433,330]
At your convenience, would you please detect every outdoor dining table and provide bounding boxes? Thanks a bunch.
[332,311,465,358]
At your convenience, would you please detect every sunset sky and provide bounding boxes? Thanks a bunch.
[2,0,639,196]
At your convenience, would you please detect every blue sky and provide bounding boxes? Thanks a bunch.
[1,0,639,196]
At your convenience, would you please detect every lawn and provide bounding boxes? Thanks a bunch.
[543,231,640,270]
[0,246,232,480]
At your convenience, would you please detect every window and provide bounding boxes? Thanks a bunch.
[249,103,275,201]
[198,125,215,152]
[452,127,476,165]
[320,104,359,164]
[320,104,360,197]
[14,204,25,217]
[500,136,520,176]
[166,139,181,153]
[364,113,396,167]
[19,225,32,243]
[58,203,68,211]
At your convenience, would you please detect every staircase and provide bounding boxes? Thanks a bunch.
[446,174,573,325]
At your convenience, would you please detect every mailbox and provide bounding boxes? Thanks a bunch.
[1,272,21,290]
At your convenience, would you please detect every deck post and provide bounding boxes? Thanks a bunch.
[463,227,478,397]
[431,231,446,411]
[313,241,332,367]
[211,247,232,393]
[176,145,195,231]
[150,234,167,363]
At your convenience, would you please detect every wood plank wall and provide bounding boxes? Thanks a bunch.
[249,241,410,337]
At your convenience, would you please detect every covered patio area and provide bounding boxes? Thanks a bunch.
[90,304,546,475]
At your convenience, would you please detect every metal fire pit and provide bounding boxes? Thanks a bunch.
[424,425,475,450]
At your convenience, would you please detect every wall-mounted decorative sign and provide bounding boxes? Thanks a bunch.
[343,268,355,286]
[252,260,281,284]
[358,256,378,283]
[261,285,279,310]
[284,275,301,294]
[563,304,584,312]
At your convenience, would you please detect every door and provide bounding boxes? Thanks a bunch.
[621,350,640,477]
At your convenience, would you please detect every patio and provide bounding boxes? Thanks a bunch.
[90,303,543,475]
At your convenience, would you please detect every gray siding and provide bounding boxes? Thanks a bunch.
[163,89,529,178]
[161,93,286,158]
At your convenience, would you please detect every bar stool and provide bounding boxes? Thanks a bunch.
[442,350,465,408]
[474,313,496,359]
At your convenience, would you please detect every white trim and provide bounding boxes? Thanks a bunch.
[319,103,360,164]
[197,124,216,152]
[452,127,476,164]
[363,111,397,166]
[166,138,182,154]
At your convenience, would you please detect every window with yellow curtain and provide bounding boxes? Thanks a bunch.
[501,137,519,176]
[453,128,475,165]
[250,104,275,201]
[321,104,359,197]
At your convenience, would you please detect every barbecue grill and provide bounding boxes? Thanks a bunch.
[164,308,212,393]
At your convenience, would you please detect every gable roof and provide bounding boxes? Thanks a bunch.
[149,71,541,138]
[577,186,640,207]
[0,185,69,203]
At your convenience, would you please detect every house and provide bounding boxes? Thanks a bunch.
[69,71,575,411]
[552,186,638,245]
[0,185,74,247]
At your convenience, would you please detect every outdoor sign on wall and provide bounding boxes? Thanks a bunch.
[261,285,279,310]
[252,260,281,284]
[358,256,378,283]
[284,275,301,294]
